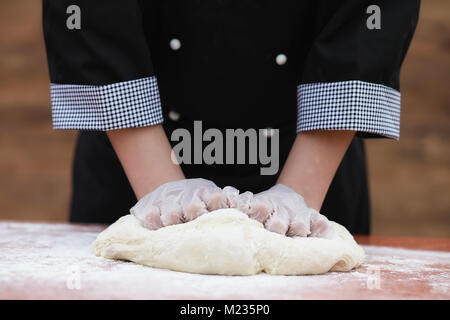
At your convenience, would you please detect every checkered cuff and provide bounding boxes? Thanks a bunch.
[297,80,401,139]
[50,76,163,130]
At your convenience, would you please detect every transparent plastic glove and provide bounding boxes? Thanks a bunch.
[231,184,330,238]
[130,178,229,229]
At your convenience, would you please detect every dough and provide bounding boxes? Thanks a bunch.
[92,208,364,275]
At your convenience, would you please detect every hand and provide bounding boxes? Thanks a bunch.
[229,184,330,237]
[130,178,229,229]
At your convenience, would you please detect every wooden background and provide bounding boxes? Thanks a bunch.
[0,0,448,237]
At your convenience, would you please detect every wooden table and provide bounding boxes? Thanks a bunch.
[0,221,448,300]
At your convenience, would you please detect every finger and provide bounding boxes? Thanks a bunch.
[309,209,330,238]
[160,195,184,226]
[286,208,311,237]
[182,194,208,222]
[222,186,240,208]
[130,192,164,230]
[264,204,289,235]
[234,191,253,213]
[248,196,273,224]
[133,204,163,230]
[201,187,229,211]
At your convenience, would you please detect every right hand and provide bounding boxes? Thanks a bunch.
[226,184,331,238]
[130,178,230,229]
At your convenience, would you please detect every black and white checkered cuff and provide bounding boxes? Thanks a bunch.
[50,76,163,130]
[297,80,401,139]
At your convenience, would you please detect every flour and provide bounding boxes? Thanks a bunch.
[1,220,449,299]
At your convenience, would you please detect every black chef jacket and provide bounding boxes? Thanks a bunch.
[42,0,420,234]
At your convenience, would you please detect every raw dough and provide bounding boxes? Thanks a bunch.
[92,208,364,275]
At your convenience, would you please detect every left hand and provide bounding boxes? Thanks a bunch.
[130,178,230,229]
[228,184,330,237]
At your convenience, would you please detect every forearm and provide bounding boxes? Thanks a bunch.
[107,125,185,200]
[277,130,355,211]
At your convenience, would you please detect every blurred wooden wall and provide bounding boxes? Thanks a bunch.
[0,0,448,236]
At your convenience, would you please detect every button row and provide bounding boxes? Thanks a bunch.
[168,110,274,138]
[169,38,287,65]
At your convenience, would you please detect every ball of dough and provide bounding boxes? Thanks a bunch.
[92,208,364,275]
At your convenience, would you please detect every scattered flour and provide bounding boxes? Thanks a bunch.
[0,221,448,299]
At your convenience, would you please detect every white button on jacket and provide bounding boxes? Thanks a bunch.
[168,110,180,121]
[275,53,287,65]
[169,38,181,51]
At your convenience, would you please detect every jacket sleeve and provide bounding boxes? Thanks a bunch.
[42,0,163,130]
[297,0,420,139]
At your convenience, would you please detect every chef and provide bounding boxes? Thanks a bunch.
[42,0,420,236]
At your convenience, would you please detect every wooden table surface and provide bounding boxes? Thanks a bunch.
[0,221,449,300]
